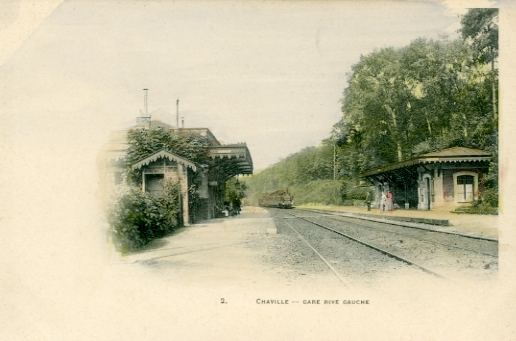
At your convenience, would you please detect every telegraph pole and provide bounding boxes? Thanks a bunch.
[333,144,336,180]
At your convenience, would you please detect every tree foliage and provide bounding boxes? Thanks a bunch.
[460,8,498,64]
[224,177,247,202]
[243,145,335,194]
[332,8,498,189]
[335,33,496,173]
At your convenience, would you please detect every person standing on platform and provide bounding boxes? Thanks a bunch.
[386,190,393,211]
[233,198,241,215]
[380,192,387,213]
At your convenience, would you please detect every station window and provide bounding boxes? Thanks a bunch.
[145,174,165,195]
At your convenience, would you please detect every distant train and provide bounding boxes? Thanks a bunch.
[258,190,294,209]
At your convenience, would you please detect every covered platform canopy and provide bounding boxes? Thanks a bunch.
[362,147,492,210]
[178,127,253,177]
[363,147,491,178]
[208,143,253,179]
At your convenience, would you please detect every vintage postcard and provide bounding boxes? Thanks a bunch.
[1,0,514,340]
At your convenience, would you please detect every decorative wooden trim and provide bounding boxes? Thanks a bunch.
[131,149,197,172]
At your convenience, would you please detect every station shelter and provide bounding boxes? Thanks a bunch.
[362,147,492,210]
[99,120,253,225]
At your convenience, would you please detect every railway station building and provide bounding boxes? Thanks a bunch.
[362,147,492,210]
[99,120,253,225]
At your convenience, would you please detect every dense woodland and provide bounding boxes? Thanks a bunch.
[243,9,498,207]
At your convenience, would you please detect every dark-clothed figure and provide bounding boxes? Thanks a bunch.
[233,198,241,215]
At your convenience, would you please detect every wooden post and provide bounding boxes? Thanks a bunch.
[178,164,189,225]
[142,170,146,192]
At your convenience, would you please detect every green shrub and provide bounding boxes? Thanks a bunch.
[479,187,498,207]
[108,181,181,252]
[340,177,374,202]
[454,205,498,215]
[469,187,498,214]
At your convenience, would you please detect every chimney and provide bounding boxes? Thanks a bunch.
[144,88,149,116]
[136,89,151,127]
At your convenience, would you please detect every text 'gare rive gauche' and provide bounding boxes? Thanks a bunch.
[256,299,370,305]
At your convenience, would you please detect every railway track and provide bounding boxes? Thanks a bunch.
[276,209,448,282]
[271,207,498,285]
[293,208,498,259]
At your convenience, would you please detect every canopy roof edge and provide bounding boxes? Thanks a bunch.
[131,149,197,172]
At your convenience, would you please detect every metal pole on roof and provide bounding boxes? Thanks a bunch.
[144,88,150,129]
[176,99,179,131]
[144,89,149,115]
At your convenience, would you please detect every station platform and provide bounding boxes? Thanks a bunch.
[296,205,499,240]
[117,206,335,291]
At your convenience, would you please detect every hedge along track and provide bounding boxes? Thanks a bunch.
[292,209,498,259]
[278,209,448,280]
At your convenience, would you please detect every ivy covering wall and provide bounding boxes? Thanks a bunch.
[108,127,211,252]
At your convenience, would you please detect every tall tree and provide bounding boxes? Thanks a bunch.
[460,8,498,197]
[461,8,498,121]
[342,48,409,167]
[460,8,498,65]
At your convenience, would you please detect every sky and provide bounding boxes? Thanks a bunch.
[0,0,495,171]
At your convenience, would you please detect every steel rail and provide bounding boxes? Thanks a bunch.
[281,219,352,288]
[278,210,447,279]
